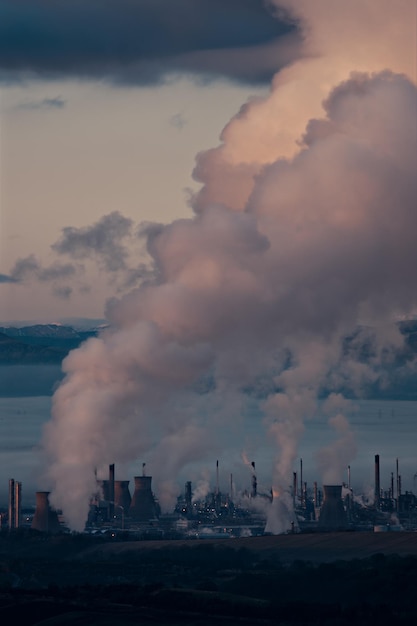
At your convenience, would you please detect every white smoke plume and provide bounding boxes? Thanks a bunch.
[314,393,358,486]
[40,2,416,532]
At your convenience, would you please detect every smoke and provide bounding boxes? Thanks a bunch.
[40,3,416,532]
[315,397,358,486]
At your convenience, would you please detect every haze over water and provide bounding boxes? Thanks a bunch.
[1,395,415,511]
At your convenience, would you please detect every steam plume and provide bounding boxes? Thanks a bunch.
[41,2,416,532]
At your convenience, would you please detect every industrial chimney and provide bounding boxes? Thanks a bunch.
[8,479,22,530]
[251,462,257,498]
[185,481,192,515]
[374,454,380,510]
[106,464,115,519]
[31,491,62,533]
[129,476,159,522]
[318,485,348,531]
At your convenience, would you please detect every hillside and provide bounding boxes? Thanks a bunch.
[1,530,417,624]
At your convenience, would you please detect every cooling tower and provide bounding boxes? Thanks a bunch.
[114,480,131,512]
[98,479,110,502]
[318,485,348,531]
[129,476,159,522]
[31,491,62,533]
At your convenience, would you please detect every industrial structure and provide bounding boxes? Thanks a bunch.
[1,452,417,536]
[31,491,62,533]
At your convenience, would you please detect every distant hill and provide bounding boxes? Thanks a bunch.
[0,331,68,364]
[0,324,100,364]
[0,320,415,399]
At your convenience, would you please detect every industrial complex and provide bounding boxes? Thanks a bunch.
[3,452,417,537]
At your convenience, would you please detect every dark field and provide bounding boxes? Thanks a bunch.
[1,530,417,624]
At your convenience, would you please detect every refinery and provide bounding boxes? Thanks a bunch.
[2,453,417,537]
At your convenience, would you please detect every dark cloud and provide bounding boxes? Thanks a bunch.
[15,95,66,110]
[0,0,301,85]
[52,285,73,299]
[51,211,135,272]
[8,254,79,284]
[169,112,187,130]
[0,273,18,283]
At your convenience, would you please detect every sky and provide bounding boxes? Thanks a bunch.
[0,0,299,324]
[0,1,416,532]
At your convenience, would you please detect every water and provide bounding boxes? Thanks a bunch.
[0,395,416,509]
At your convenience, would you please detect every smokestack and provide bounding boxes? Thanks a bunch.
[318,485,348,531]
[300,459,303,505]
[8,479,15,530]
[185,481,192,516]
[129,476,159,522]
[396,458,400,510]
[14,481,22,529]
[374,454,380,509]
[31,491,62,533]
[216,460,219,495]
[251,475,257,499]
[347,465,351,491]
[109,464,115,519]
[293,472,297,507]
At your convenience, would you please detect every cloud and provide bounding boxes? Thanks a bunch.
[15,95,66,110]
[169,112,187,130]
[3,213,157,303]
[9,254,78,283]
[51,212,135,273]
[0,273,18,283]
[0,0,301,86]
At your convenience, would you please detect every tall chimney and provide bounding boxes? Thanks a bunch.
[185,481,192,511]
[250,462,257,498]
[14,481,22,529]
[374,454,380,509]
[109,463,114,519]
[108,464,115,518]
[318,485,348,531]
[396,458,400,511]
[31,491,62,533]
[8,479,15,530]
